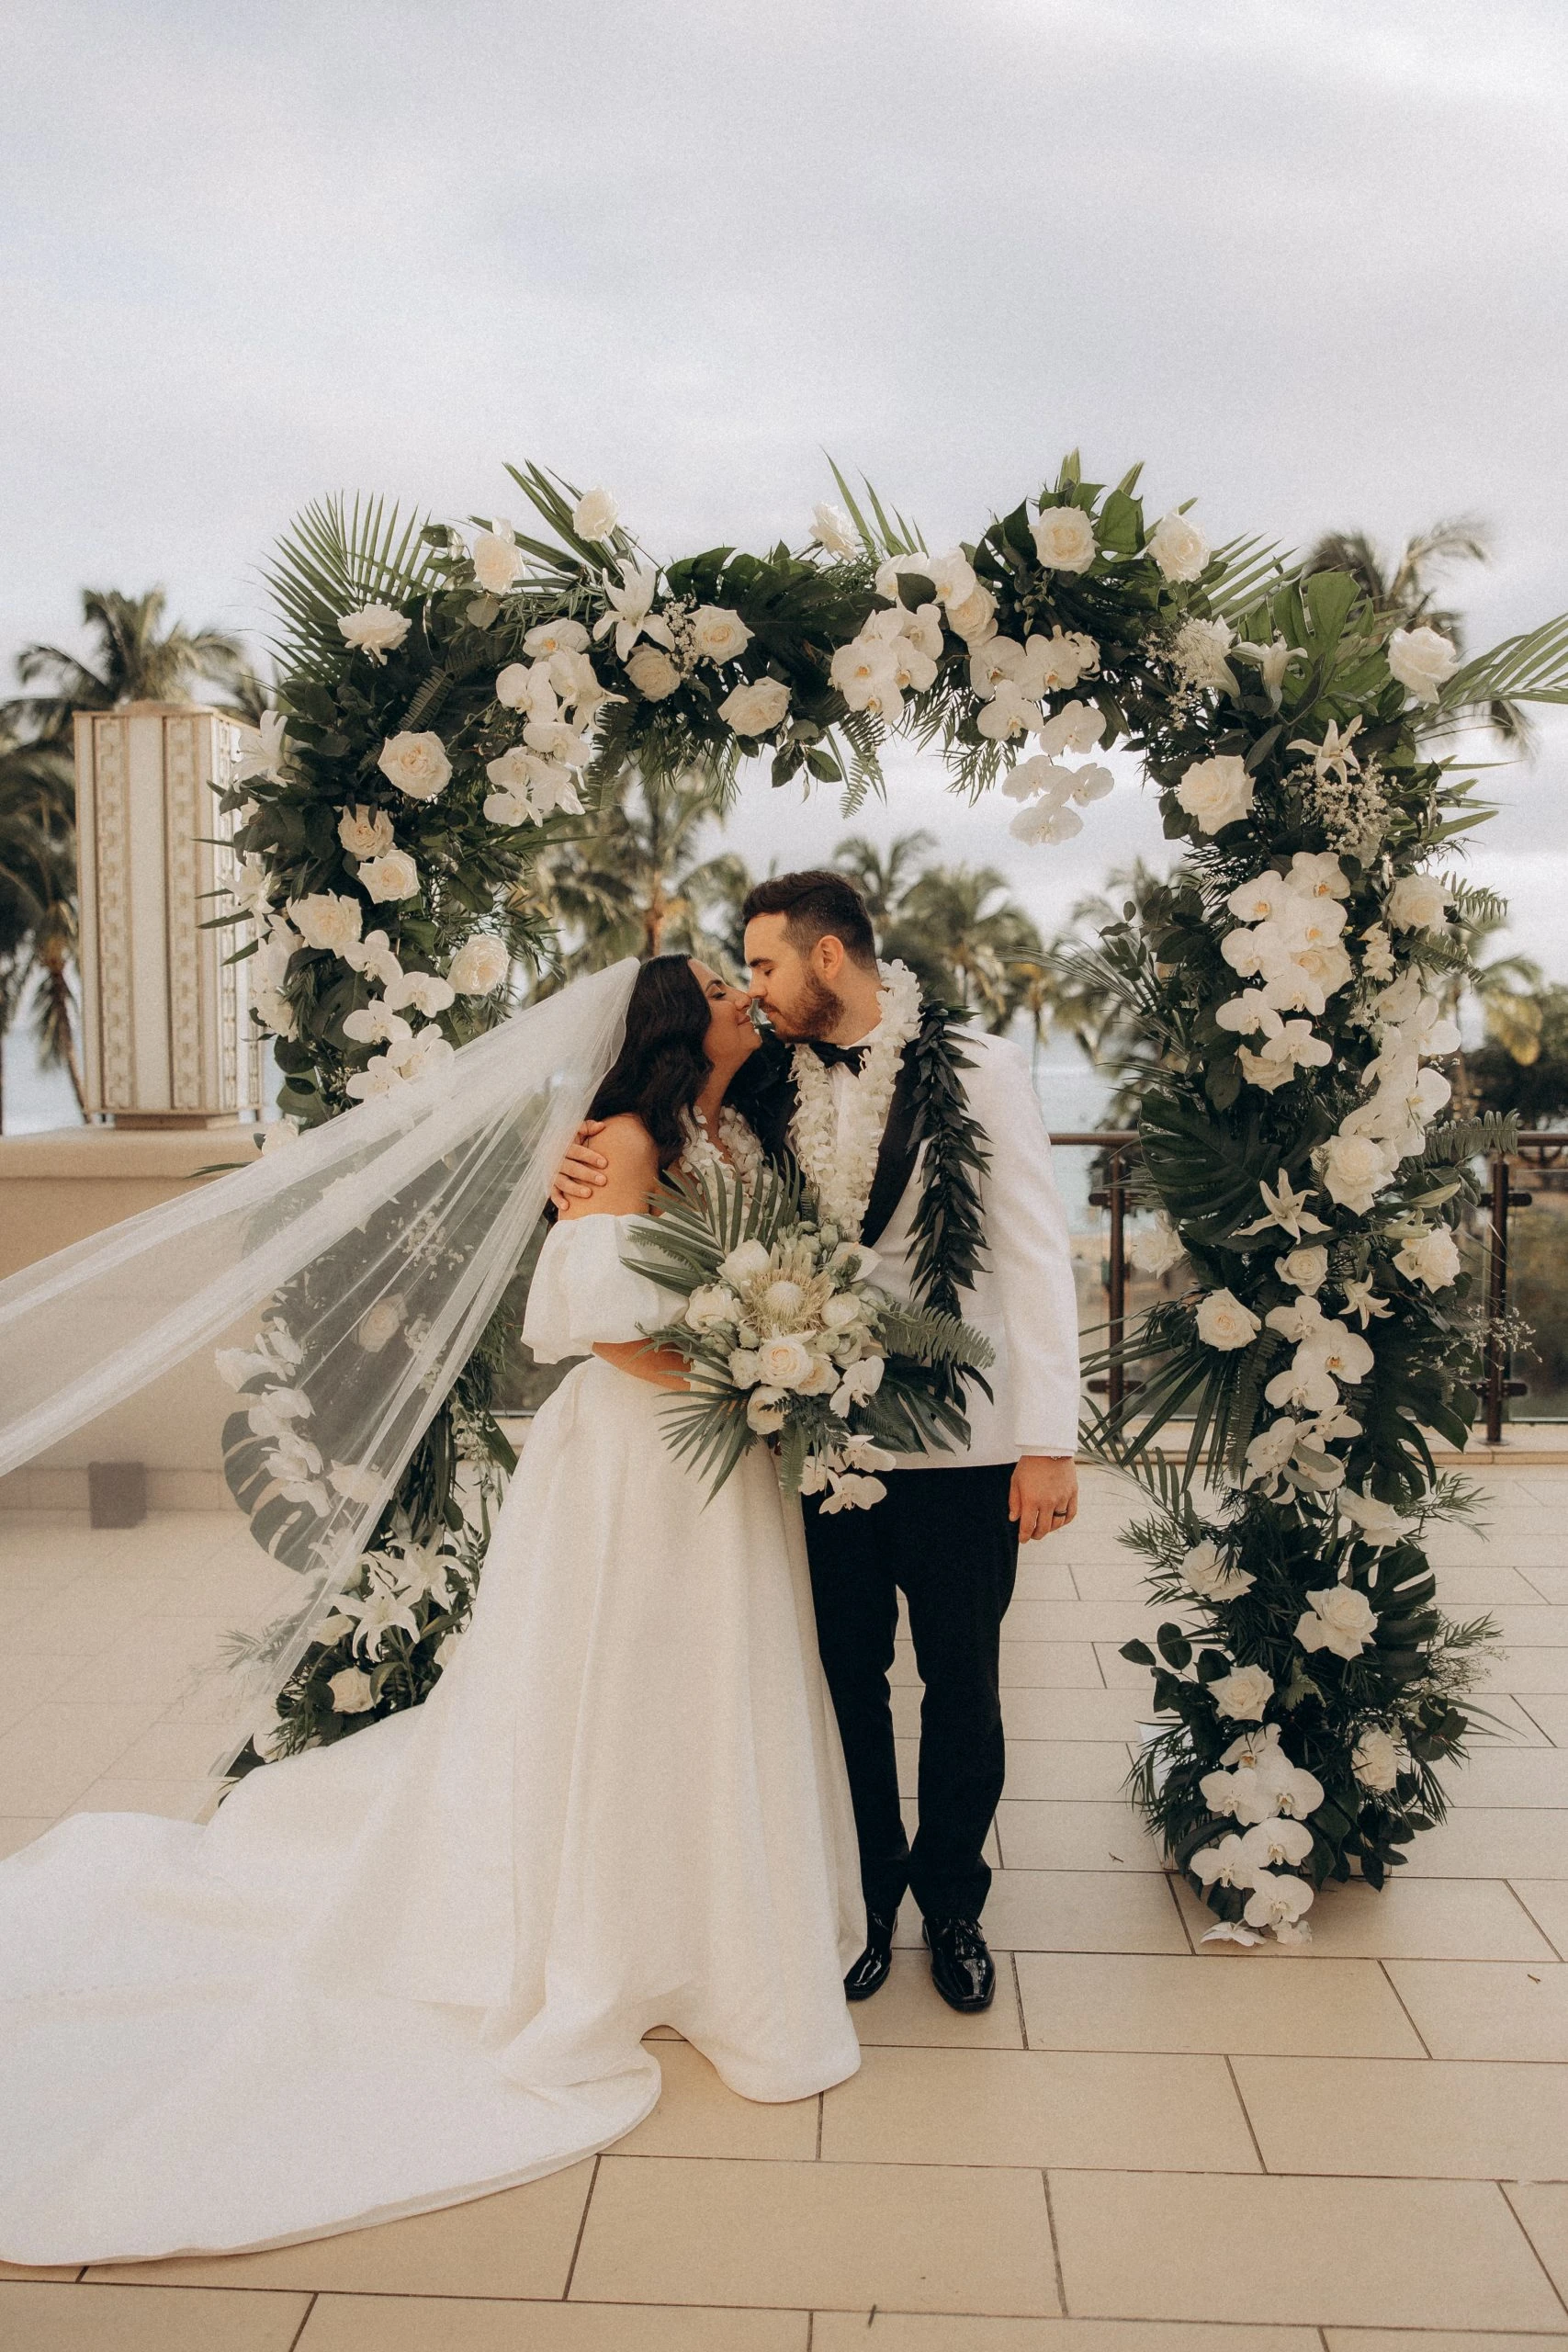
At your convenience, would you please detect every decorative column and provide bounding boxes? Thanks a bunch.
[73,702,264,1126]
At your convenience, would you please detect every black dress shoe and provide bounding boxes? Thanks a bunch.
[843,1909,897,2001]
[923,1916,996,2012]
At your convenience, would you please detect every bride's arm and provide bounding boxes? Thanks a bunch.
[557,1115,691,1391]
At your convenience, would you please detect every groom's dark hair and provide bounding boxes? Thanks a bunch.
[742,870,877,969]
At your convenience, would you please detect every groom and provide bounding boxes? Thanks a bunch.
[556,870,1080,2011]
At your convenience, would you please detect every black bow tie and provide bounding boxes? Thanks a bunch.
[806,1039,868,1073]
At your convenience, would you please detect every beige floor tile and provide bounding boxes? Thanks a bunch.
[821,2043,1258,2172]
[0,2282,311,2349]
[0,1816,53,1859]
[1401,1806,1568,1876]
[999,1742,1134,1801]
[1002,1689,1147,1741]
[1514,1879,1568,1955]
[975,1869,1189,1955]
[998,1644,1107,1689]
[0,1702,168,1813]
[996,1800,1167,1872]
[1385,1956,1568,2058]
[1049,2170,1564,2330]
[1447,1748,1568,1804]
[615,2039,818,2159]
[1325,2335,1568,2352]
[1484,1650,1568,1694]
[1172,1871,1557,1960]
[1236,2052,1568,2177]
[1012,1558,1080,1601]
[1521,1696,1568,1744]
[1504,2182,1568,2305]
[852,1948,1024,2048]
[299,2293,809,2350]
[87,2162,594,2296]
[1471,1692,1562,1743]
[815,2319,1319,2350]
[1006,1600,1168,1644]
[570,2154,1058,2316]
[1485,1607,1568,1645]
[68,1778,213,1821]
[1434,1559,1556,1604]
[1016,1951,1424,2056]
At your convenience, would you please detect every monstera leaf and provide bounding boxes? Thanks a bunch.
[1137,1088,1328,1250]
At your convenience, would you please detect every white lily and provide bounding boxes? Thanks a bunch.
[1233,634,1305,706]
[593,562,675,662]
[1238,1167,1329,1241]
[1289,716,1362,788]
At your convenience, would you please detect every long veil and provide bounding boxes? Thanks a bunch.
[0,957,637,1790]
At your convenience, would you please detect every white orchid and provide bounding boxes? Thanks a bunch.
[1243,1870,1314,1943]
[1237,1817,1314,1872]
[1337,1489,1417,1547]
[1191,1834,1258,1889]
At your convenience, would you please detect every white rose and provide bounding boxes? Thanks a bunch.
[686,1283,741,1333]
[377,731,452,802]
[822,1292,864,1331]
[1030,504,1097,572]
[446,933,510,996]
[288,892,363,956]
[337,804,396,859]
[755,1335,818,1390]
[356,1297,406,1353]
[337,604,411,664]
[625,644,682,701]
[570,486,618,540]
[1195,1289,1261,1351]
[746,1387,787,1433]
[355,850,420,903]
[1395,1225,1461,1290]
[690,605,752,666]
[471,527,524,594]
[929,548,978,608]
[1176,753,1254,834]
[1127,1214,1186,1278]
[944,582,998,648]
[811,501,857,557]
[1386,624,1460,704]
[328,1665,376,1714]
[1278,1245,1330,1293]
[1295,1583,1378,1661]
[719,1238,773,1286]
[1180,1540,1256,1601]
[1385,873,1449,933]
[718,676,791,737]
[1147,510,1210,582]
[1318,1131,1396,1215]
[1351,1724,1402,1792]
[1211,1662,1275,1721]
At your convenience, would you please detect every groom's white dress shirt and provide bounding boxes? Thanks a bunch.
[812,1022,1081,1467]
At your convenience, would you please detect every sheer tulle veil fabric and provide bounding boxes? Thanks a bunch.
[0,958,638,1779]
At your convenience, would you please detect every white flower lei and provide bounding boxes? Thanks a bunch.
[680,1102,764,1197]
[788,959,923,1238]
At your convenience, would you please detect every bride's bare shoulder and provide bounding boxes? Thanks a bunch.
[558,1114,661,1220]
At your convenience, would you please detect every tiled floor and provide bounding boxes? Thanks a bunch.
[4,1464,1568,2346]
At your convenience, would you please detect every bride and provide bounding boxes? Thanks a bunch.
[0,955,863,2265]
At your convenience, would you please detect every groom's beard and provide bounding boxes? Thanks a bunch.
[767,972,844,1043]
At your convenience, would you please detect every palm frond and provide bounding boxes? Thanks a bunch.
[263,495,443,678]
[1205,537,1297,621]
[1438,612,1568,712]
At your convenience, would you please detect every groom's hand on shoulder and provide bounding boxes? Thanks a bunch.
[549,1120,610,1213]
[1009,1455,1078,1544]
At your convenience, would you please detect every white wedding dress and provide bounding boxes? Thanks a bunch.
[0,1212,863,2264]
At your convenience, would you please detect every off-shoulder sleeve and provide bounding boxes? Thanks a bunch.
[521,1215,678,1363]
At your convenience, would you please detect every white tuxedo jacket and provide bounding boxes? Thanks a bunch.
[814,1028,1081,1468]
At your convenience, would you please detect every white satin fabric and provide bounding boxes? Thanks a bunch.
[0,1216,863,2264]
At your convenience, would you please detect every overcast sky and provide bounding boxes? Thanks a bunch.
[4,0,1566,989]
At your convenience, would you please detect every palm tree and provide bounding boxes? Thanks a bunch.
[4,587,252,745]
[1043,860,1169,1122]
[834,830,938,922]
[1430,903,1545,1110]
[0,735,82,1130]
[882,862,1046,1029]
[525,778,753,980]
[1303,516,1526,745]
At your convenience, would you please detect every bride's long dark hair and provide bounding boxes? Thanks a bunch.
[587,954,741,1169]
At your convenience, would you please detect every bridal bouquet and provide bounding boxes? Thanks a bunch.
[622,1162,994,1510]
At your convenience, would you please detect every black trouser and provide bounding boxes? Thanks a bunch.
[803,1462,1019,1924]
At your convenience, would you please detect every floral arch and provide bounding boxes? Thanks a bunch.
[226,452,1568,1941]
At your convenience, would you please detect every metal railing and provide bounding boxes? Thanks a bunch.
[1051,1127,1568,1445]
